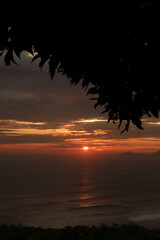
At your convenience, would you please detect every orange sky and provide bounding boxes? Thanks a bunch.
[0,118,160,155]
[1,53,160,156]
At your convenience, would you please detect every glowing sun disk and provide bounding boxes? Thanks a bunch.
[83,146,89,151]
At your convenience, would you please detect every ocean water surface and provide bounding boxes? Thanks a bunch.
[1,153,160,228]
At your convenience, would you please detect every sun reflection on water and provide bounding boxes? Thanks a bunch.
[79,163,96,208]
[80,194,91,200]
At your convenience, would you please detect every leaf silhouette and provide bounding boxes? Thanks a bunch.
[4,49,17,65]
[1,2,160,132]
[48,55,59,79]
[31,54,40,62]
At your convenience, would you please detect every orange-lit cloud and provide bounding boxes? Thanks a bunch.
[1,118,160,154]
[0,127,89,137]
[0,119,92,138]
[93,129,109,135]
[65,137,160,153]
[145,121,160,126]
[1,136,160,154]
[73,118,107,123]
[0,119,46,126]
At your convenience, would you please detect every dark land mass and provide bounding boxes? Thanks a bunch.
[1,223,160,240]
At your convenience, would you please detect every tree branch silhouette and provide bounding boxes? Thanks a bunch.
[1,1,160,132]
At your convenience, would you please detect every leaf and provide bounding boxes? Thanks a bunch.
[82,78,89,90]
[39,57,47,69]
[118,119,122,130]
[90,98,97,100]
[48,56,59,79]
[132,118,143,130]
[14,49,21,59]
[151,109,159,118]
[27,47,34,56]
[4,49,17,65]
[121,120,130,134]
[121,129,126,134]
[101,105,110,114]
[87,87,98,95]
[0,51,4,57]
[31,54,40,62]
[57,64,63,73]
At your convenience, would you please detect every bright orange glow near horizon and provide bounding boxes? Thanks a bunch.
[1,118,160,155]
[83,146,89,151]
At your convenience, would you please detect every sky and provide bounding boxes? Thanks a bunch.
[1,52,160,157]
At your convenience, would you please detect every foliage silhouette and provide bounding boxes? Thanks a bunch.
[0,224,159,240]
[1,1,160,132]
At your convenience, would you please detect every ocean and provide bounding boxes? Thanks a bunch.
[1,152,160,229]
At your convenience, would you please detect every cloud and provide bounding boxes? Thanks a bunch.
[0,117,111,152]
[0,119,45,126]
[73,118,106,123]
[1,117,160,153]
[145,121,160,126]
[93,129,109,135]
[0,118,94,142]
[0,90,38,101]
[1,54,160,154]
[0,59,98,122]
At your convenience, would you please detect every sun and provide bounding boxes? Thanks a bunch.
[83,146,89,151]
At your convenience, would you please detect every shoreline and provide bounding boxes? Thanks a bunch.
[1,223,160,240]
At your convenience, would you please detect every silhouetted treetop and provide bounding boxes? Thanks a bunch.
[1,1,160,132]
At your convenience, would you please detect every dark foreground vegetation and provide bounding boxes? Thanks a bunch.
[1,223,160,240]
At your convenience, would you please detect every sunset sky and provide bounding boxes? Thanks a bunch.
[1,52,160,156]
